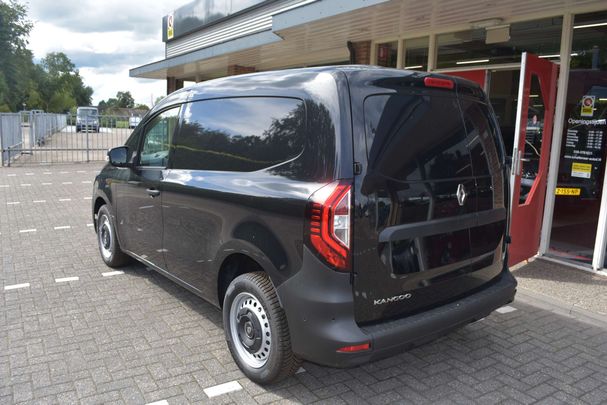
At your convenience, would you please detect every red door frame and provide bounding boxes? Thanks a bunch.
[508,53,559,266]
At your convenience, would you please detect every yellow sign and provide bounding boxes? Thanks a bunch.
[571,162,592,179]
[167,14,174,40]
[555,187,581,196]
[581,95,595,117]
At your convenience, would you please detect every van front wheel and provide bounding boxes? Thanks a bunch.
[223,272,301,384]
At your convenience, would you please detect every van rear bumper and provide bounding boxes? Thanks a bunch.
[277,249,517,368]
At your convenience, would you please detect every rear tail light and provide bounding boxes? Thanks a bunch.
[306,180,352,271]
[424,77,454,90]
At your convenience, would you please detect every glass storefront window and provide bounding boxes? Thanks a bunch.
[549,11,607,266]
[436,17,562,69]
[376,41,398,68]
[404,37,429,70]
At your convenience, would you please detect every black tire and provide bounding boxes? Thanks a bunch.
[96,205,131,267]
[223,272,301,384]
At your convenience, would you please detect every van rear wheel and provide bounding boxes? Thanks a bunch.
[223,272,301,384]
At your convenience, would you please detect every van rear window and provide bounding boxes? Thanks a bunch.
[363,94,472,182]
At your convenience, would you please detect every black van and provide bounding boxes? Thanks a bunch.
[93,66,517,384]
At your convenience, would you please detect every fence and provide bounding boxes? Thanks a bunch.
[1,113,133,166]
[0,113,23,165]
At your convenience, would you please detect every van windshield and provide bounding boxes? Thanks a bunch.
[78,109,98,117]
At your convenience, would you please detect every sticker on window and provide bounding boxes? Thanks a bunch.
[580,95,595,117]
[571,162,592,179]
[555,187,581,196]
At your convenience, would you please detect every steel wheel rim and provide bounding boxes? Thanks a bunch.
[99,215,113,260]
[229,292,271,368]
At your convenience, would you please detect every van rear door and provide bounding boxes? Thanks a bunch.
[350,74,507,324]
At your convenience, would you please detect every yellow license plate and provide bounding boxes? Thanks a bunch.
[555,187,581,196]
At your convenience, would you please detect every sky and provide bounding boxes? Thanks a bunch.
[26,0,177,107]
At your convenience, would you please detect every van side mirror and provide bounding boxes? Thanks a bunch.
[108,146,130,167]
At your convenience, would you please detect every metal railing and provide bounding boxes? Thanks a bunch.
[0,113,23,166]
[1,113,134,166]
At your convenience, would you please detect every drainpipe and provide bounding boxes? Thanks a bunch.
[347,41,356,64]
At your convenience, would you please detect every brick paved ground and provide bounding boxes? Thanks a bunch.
[1,163,607,404]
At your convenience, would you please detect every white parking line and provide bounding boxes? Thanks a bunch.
[87,223,94,227]
[496,306,517,314]
[7,202,20,205]
[102,271,124,277]
[77,170,87,173]
[7,174,16,177]
[203,381,242,398]
[145,401,168,405]
[55,277,79,283]
[33,200,46,203]
[82,180,92,184]
[84,197,92,200]
[62,182,73,185]
[43,172,52,175]
[60,171,70,174]
[59,198,72,202]
[0,185,9,188]
[54,226,71,230]
[25,173,34,176]
[20,184,31,187]
[19,229,36,233]
[4,283,30,291]
[42,183,52,186]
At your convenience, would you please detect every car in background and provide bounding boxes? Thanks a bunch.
[76,107,99,132]
[128,115,142,129]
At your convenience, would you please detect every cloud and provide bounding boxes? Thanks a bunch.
[26,0,175,106]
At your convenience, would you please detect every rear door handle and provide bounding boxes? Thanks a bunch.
[146,188,160,198]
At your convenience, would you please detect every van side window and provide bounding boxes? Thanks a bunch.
[363,94,472,182]
[172,97,304,172]
[139,107,180,167]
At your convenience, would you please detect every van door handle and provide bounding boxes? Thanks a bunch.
[146,188,160,198]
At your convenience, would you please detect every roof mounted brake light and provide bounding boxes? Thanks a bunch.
[424,77,454,90]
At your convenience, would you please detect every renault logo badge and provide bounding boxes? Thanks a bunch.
[456,184,467,206]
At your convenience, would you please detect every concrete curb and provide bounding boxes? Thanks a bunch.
[515,287,607,329]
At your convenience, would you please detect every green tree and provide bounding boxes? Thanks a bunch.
[39,52,93,111]
[134,103,149,111]
[116,91,134,108]
[0,0,34,111]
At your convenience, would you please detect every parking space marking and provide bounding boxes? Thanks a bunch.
[82,180,92,184]
[87,223,94,227]
[84,197,92,200]
[4,283,30,291]
[102,271,124,277]
[19,229,36,233]
[20,184,32,187]
[145,401,169,405]
[62,182,73,185]
[33,200,46,203]
[59,198,72,202]
[77,170,87,173]
[43,172,52,175]
[55,277,79,283]
[25,173,34,176]
[0,185,9,188]
[54,226,71,230]
[42,183,52,186]
[203,381,242,398]
[60,171,70,174]
[7,174,16,177]
[496,306,517,314]
[7,202,20,205]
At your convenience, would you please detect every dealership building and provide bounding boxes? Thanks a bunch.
[131,0,607,273]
